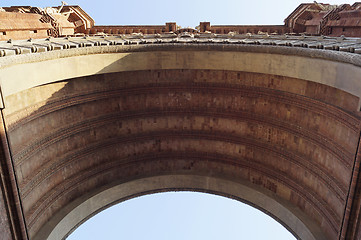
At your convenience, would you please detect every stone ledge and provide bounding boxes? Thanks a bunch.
[0,34,360,69]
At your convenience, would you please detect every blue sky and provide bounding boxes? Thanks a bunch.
[67,192,296,240]
[1,0,357,27]
[1,0,353,239]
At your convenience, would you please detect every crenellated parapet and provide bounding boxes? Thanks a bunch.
[88,22,177,35]
[2,2,361,42]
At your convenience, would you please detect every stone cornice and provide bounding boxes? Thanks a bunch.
[0,34,360,68]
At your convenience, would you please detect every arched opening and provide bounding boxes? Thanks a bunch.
[46,175,309,240]
[0,44,360,240]
[66,191,296,240]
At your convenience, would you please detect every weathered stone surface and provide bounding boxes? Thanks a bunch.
[1,67,359,239]
[0,185,12,240]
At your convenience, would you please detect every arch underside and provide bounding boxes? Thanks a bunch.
[1,47,361,240]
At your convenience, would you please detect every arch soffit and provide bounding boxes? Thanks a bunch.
[1,45,359,240]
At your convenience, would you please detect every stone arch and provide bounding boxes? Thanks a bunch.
[1,44,361,240]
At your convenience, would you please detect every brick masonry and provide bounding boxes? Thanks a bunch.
[1,69,360,239]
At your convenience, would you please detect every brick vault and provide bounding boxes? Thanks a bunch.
[0,3,361,240]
